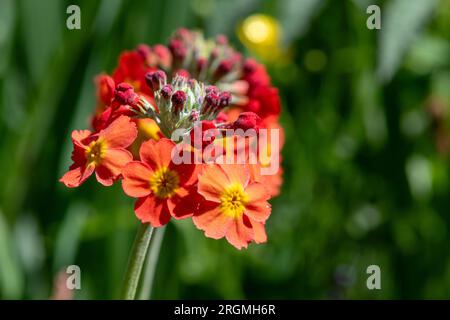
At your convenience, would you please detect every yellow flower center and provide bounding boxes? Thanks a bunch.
[85,139,107,165]
[220,183,249,218]
[150,167,179,198]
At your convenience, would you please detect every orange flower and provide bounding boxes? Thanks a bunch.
[193,163,271,249]
[60,116,137,187]
[121,138,198,227]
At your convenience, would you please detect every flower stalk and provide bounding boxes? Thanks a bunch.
[138,226,166,299]
[121,223,154,300]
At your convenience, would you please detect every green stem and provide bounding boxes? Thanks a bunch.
[138,226,166,300]
[121,223,154,300]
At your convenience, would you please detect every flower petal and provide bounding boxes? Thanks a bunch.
[197,164,229,202]
[139,138,175,169]
[102,148,133,176]
[169,162,199,186]
[95,166,114,186]
[245,181,270,202]
[94,149,133,186]
[243,182,271,222]
[121,161,153,197]
[169,186,203,219]
[193,201,233,239]
[100,115,137,148]
[134,196,171,227]
[71,129,92,148]
[220,163,250,187]
[60,165,94,188]
[225,215,254,250]
[249,219,267,244]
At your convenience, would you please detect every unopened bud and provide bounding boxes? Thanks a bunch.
[215,59,234,79]
[174,69,190,78]
[216,34,228,46]
[136,44,151,60]
[145,70,167,91]
[160,84,173,100]
[196,58,207,73]
[153,44,171,69]
[171,90,187,114]
[202,92,219,115]
[169,39,187,60]
[206,85,218,95]
[218,92,231,108]
[243,58,258,75]
[232,112,261,131]
[115,83,138,105]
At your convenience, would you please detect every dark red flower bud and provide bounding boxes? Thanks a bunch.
[196,58,207,72]
[174,69,190,78]
[169,39,187,60]
[174,28,191,41]
[232,112,261,131]
[243,58,258,75]
[215,59,234,79]
[216,34,228,46]
[218,91,232,108]
[115,83,138,106]
[153,44,172,69]
[206,85,218,95]
[136,44,151,60]
[202,92,219,115]
[145,70,167,91]
[171,90,187,114]
[160,84,173,100]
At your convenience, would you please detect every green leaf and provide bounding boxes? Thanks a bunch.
[0,211,24,298]
[19,0,63,84]
[278,0,324,46]
[377,0,439,82]
[53,202,89,272]
[0,0,15,77]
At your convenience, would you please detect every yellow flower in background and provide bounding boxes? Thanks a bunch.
[237,14,285,62]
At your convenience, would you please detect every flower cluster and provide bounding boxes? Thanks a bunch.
[61,28,283,249]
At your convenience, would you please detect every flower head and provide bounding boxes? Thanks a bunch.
[121,138,198,227]
[61,28,283,250]
[193,163,271,249]
[60,116,137,187]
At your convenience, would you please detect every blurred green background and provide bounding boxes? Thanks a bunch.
[0,0,449,299]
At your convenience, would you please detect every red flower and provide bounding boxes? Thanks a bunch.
[242,59,271,88]
[112,50,155,97]
[231,112,261,131]
[240,59,281,119]
[246,85,281,119]
[121,139,198,227]
[95,74,115,106]
[60,116,138,187]
[193,163,271,249]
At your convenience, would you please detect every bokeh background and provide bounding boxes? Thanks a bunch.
[0,0,449,299]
